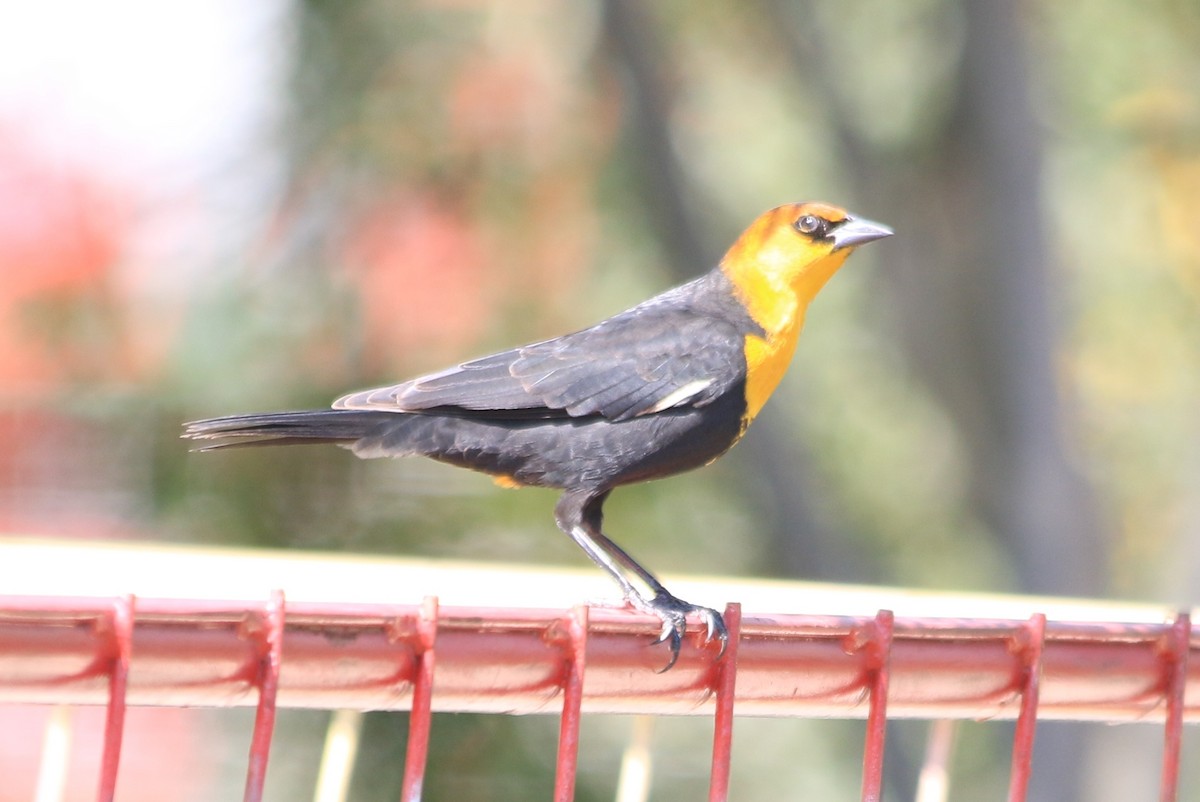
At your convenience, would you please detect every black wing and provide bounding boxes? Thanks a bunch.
[334,288,749,422]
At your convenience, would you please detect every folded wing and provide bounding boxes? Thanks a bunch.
[335,304,746,422]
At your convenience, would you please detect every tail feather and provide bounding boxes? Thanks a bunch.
[182,409,389,451]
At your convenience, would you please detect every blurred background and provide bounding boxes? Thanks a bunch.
[1,0,1199,799]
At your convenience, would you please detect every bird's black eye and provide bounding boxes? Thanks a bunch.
[794,214,826,237]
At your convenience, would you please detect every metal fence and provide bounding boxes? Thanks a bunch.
[0,539,1194,801]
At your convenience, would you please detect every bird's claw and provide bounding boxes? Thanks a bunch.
[633,592,728,672]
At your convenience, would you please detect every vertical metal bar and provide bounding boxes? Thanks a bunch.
[915,720,956,802]
[1159,611,1190,802]
[1007,613,1046,802]
[97,594,133,802]
[615,716,655,802]
[314,709,364,802]
[401,595,439,802]
[244,589,285,802]
[858,609,894,802]
[553,604,589,802]
[708,602,742,802]
[35,705,74,802]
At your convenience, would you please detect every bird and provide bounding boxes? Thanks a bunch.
[183,201,892,669]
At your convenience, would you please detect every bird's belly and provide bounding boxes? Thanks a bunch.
[380,389,748,492]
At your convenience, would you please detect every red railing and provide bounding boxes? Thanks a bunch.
[0,539,1195,801]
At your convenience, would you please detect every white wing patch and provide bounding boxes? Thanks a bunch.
[645,379,715,414]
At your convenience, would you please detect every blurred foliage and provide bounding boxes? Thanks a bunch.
[3,0,1200,799]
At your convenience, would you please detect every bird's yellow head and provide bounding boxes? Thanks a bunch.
[720,202,892,335]
[721,202,892,422]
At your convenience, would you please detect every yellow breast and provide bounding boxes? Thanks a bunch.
[742,317,803,423]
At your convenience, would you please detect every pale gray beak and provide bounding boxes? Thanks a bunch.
[831,216,894,251]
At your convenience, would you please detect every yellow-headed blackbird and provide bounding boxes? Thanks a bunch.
[184,202,892,668]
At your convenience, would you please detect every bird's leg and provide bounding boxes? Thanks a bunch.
[588,526,729,670]
[554,490,727,670]
[554,490,643,600]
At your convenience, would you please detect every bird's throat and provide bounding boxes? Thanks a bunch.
[724,249,850,426]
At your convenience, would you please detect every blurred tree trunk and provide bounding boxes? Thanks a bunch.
[916,2,1107,599]
[924,7,1102,799]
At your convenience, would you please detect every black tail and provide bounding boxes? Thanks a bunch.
[182,409,389,450]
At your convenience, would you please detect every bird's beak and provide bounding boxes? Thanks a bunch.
[831,216,894,251]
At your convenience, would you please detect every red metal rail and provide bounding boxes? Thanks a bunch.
[2,595,1194,722]
[0,539,1196,801]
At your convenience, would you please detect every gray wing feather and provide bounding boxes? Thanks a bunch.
[334,301,745,422]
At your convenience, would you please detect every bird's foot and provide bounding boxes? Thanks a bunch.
[628,590,728,672]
